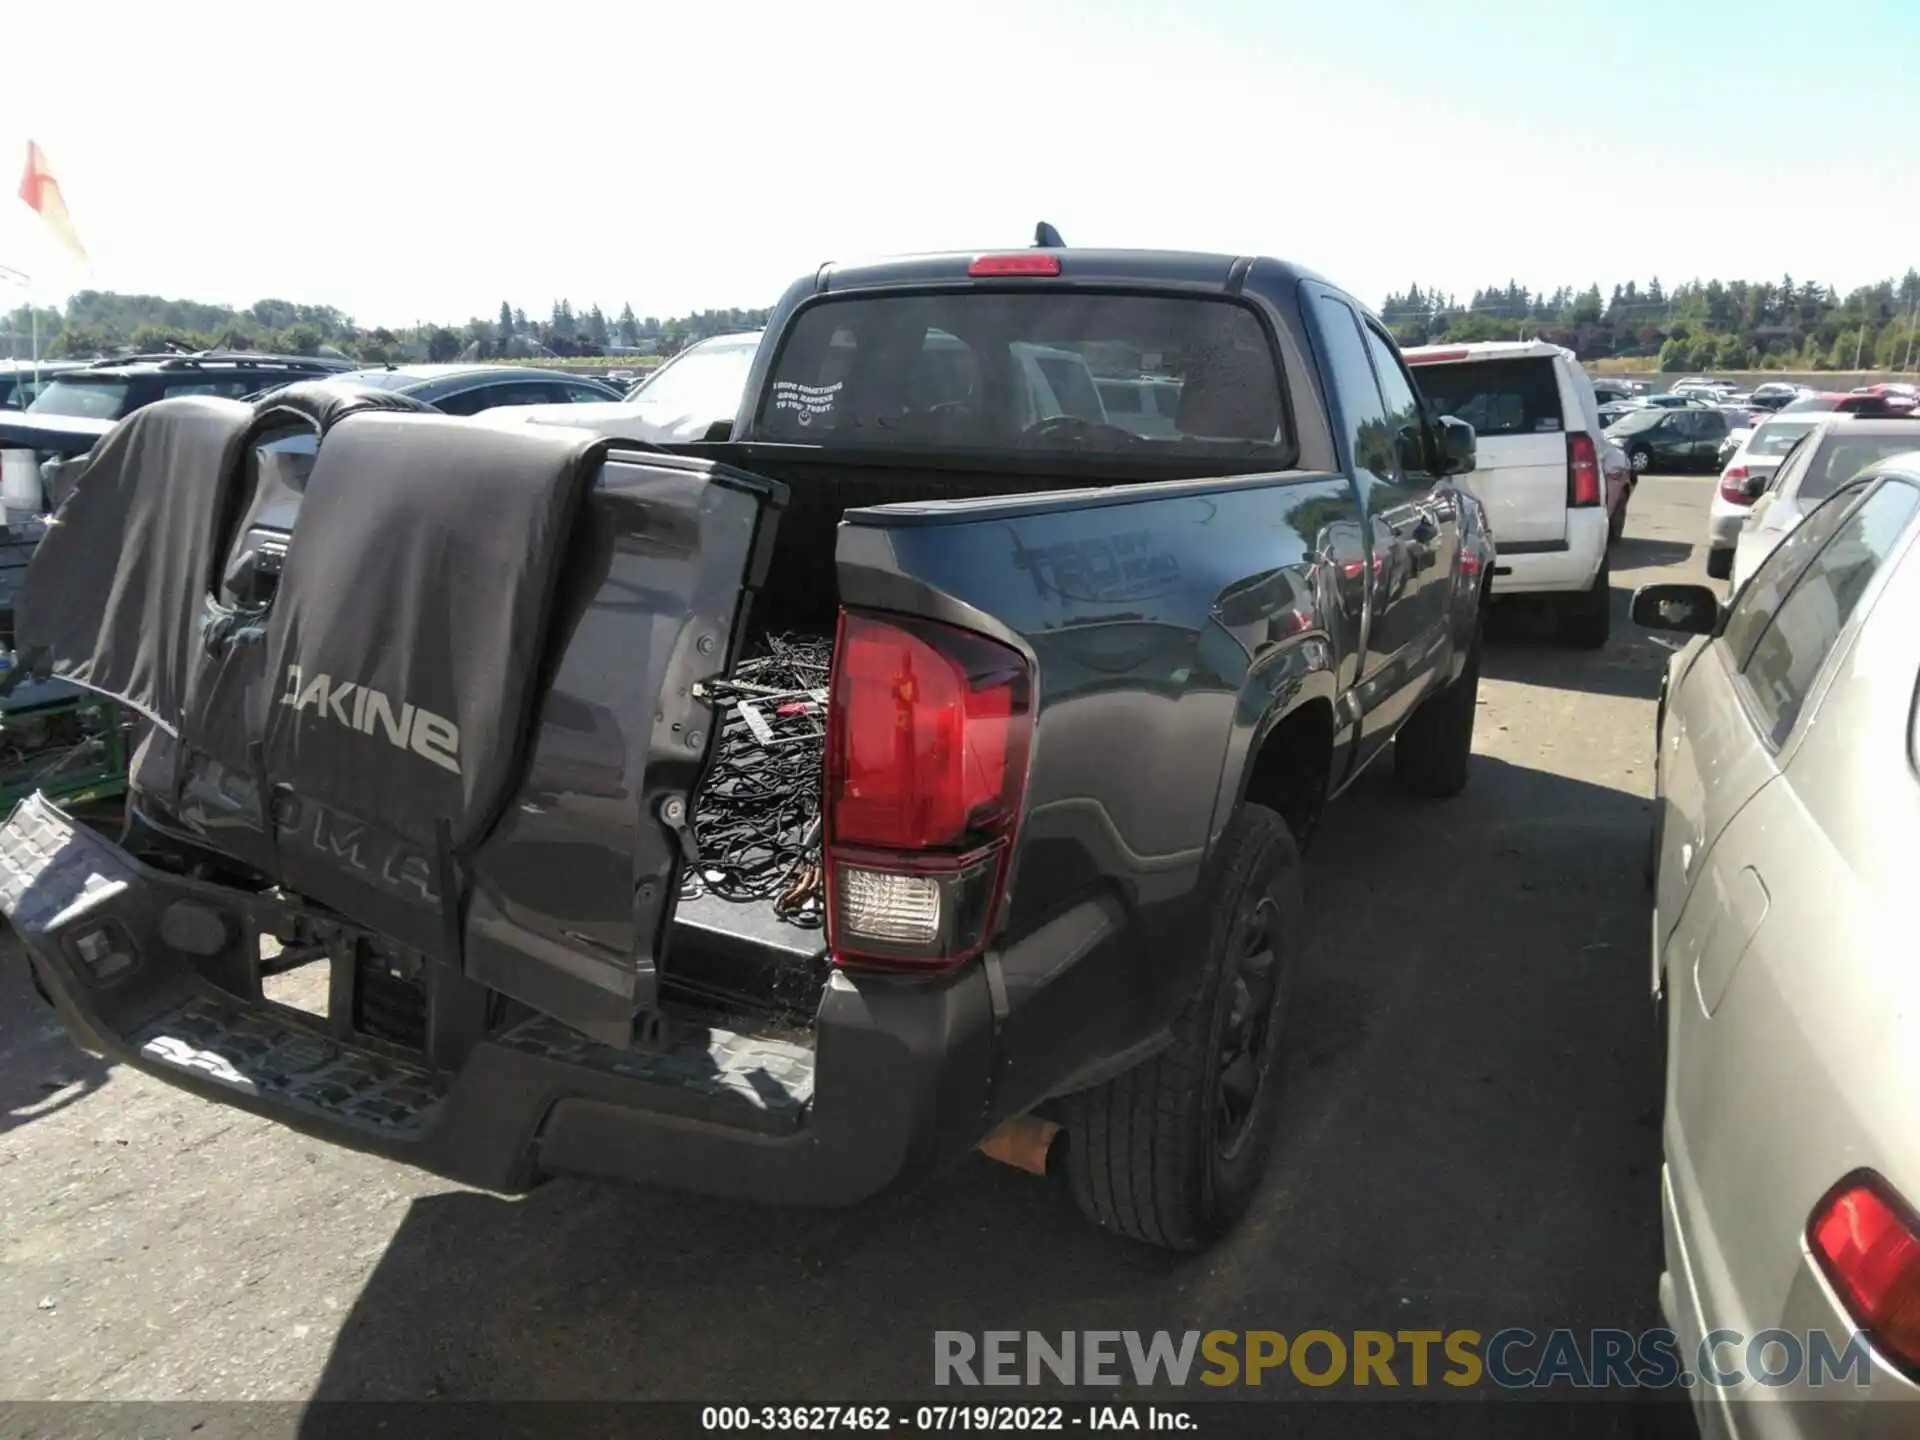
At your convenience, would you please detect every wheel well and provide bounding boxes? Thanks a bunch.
[1242,699,1334,850]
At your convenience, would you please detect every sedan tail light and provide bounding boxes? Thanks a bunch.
[1719,466,1755,505]
[1809,1170,1920,1377]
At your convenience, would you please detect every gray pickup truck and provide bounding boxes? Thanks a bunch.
[1,241,1492,1250]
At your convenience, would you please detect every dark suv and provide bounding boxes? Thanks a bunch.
[25,351,356,423]
[1605,405,1734,473]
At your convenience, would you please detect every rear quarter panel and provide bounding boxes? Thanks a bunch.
[838,469,1362,1111]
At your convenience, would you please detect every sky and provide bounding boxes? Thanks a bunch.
[2,0,1916,328]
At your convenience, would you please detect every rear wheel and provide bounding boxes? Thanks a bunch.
[1394,637,1480,798]
[1705,547,1733,581]
[1062,803,1300,1251]
[1608,497,1629,546]
[1556,553,1612,649]
[1629,447,1652,475]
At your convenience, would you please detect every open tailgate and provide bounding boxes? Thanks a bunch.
[10,393,784,1046]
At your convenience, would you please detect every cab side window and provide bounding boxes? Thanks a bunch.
[1359,324,1432,480]
[1309,295,1391,484]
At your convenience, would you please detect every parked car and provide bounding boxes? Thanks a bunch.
[1400,339,1619,643]
[1670,377,1736,400]
[1,242,1495,1252]
[291,364,625,414]
[1607,404,1734,476]
[477,332,765,443]
[1702,415,1826,578]
[1781,390,1918,418]
[1591,378,1638,407]
[1747,381,1810,412]
[1641,392,1714,410]
[1728,415,1920,588]
[622,330,762,400]
[26,351,354,423]
[1634,459,1920,1434]
[0,359,84,410]
[1715,426,1751,473]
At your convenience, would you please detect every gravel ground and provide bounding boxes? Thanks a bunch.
[0,476,1714,1410]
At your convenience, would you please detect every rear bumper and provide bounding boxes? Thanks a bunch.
[1489,508,1608,595]
[0,794,995,1205]
[1706,502,1746,551]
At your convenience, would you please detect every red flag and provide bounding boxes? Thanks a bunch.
[18,142,88,266]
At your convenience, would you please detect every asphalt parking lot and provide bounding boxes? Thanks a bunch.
[1,475,1713,1410]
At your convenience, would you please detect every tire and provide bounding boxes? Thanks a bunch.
[1556,553,1612,649]
[1062,803,1301,1251]
[1629,447,1652,475]
[1705,547,1733,581]
[1394,637,1480,799]
[1608,498,1628,546]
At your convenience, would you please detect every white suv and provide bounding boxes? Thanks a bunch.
[1403,341,1623,648]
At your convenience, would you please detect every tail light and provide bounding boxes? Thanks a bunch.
[1719,466,1754,505]
[824,611,1033,972]
[1809,1171,1920,1376]
[1568,432,1602,508]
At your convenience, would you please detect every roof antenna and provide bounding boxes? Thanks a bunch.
[1033,222,1065,249]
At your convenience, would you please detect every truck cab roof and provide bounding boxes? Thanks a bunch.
[809,248,1334,297]
[1400,340,1578,365]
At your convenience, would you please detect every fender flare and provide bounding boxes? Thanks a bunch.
[1200,628,1340,862]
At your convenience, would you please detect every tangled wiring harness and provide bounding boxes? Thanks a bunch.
[682,634,833,927]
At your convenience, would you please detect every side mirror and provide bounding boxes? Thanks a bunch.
[1631,582,1720,636]
[1434,415,1476,475]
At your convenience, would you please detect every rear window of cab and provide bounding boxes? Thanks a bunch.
[1405,357,1563,438]
[757,291,1288,463]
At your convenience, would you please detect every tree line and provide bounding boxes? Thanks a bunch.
[1382,271,1920,372]
[0,292,773,366]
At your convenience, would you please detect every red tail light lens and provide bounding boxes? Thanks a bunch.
[1568,432,1602,508]
[967,254,1060,277]
[824,611,1033,972]
[1809,1171,1920,1375]
[1719,466,1753,505]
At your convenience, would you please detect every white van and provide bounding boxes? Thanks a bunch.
[1402,340,1622,648]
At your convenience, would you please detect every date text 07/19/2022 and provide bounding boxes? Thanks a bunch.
[700,1405,1195,1432]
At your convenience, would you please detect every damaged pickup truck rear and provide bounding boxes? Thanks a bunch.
[0,245,1492,1250]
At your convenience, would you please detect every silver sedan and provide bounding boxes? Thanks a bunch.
[1636,454,1920,1437]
